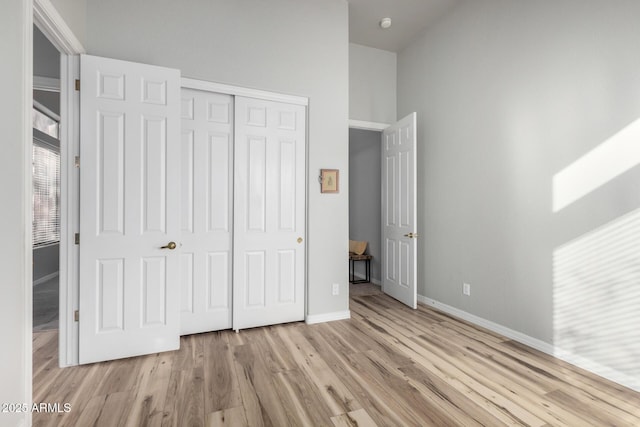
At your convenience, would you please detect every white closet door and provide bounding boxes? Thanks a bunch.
[382,112,417,309]
[233,97,306,330]
[179,89,233,334]
[79,55,181,364]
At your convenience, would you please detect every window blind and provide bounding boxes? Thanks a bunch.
[32,141,60,247]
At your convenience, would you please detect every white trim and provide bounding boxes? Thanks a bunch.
[58,54,80,367]
[33,99,61,122]
[417,294,640,393]
[181,77,308,106]
[34,75,60,92]
[23,3,34,426]
[33,0,84,54]
[305,310,351,325]
[349,119,389,131]
[33,271,59,286]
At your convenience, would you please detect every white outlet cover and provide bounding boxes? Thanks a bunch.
[463,283,471,296]
[332,283,339,295]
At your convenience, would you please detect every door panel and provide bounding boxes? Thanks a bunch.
[382,113,417,308]
[233,97,306,330]
[179,89,233,335]
[79,54,181,364]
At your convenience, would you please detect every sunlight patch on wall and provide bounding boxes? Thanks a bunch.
[553,118,640,212]
[553,208,640,386]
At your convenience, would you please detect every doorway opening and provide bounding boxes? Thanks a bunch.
[348,127,382,288]
[348,114,418,309]
[33,25,61,333]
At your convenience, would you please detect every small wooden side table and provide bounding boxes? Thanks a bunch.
[349,253,372,284]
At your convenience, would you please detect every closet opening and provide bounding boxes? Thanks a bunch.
[348,127,382,291]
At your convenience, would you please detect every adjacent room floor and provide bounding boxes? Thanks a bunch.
[33,276,59,331]
[32,283,640,426]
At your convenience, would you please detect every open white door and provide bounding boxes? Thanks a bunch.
[79,55,181,364]
[382,112,417,309]
[179,88,233,334]
[233,97,306,330]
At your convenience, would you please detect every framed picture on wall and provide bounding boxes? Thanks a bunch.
[320,169,339,193]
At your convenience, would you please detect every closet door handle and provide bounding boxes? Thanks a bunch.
[160,241,177,250]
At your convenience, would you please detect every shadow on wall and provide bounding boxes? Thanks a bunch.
[552,121,640,390]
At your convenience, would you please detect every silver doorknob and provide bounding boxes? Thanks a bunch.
[160,241,177,250]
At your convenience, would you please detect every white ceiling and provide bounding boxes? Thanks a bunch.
[348,0,461,52]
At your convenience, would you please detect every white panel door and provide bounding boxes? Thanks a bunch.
[382,113,417,309]
[233,97,306,330]
[79,55,181,364]
[180,89,233,334]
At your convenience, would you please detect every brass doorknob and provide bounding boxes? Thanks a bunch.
[403,232,419,239]
[161,241,177,250]
[297,237,303,244]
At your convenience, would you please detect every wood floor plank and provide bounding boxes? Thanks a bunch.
[32,283,640,427]
[398,363,508,427]
[298,324,413,427]
[273,368,334,427]
[93,356,143,397]
[232,342,294,426]
[203,332,243,414]
[411,333,593,426]
[124,351,174,427]
[277,325,362,417]
[350,305,547,426]
[206,406,249,427]
[330,408,378,427]
[346,350,459,426]
[162,367,205,427]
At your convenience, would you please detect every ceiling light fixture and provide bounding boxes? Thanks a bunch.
[380,17,392,29]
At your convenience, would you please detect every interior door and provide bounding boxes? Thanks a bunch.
[179,88,233,334]
[79,54,181,364]
[382,112,417,309]
[233,96,306,330]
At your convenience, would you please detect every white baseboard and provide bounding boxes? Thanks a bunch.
[417,294,640,393]
[33,271,59,286]
[350,272,381,286]
[306,310,351,325]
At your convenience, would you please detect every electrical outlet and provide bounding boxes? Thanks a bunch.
[463,283,471,296]
[332,283,340,296]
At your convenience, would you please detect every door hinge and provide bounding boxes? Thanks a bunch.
[75,79,80,91]
[75,233,80,245]
[74,156,80,168]
[74,310,79,322]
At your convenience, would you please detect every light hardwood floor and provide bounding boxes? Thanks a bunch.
[33,284,640,426]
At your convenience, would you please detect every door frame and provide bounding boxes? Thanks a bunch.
[34,0,85,368]
[347,119,390,288]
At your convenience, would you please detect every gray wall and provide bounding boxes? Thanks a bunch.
[34,25,61,114]
[349,128,381,283]
[34,90,60,114]
[34,26,59,79]
[398,0,640,386]
[85,0,350,316]
[0,0,31,423]
[349,43,396,124]
[34,244,60,284]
